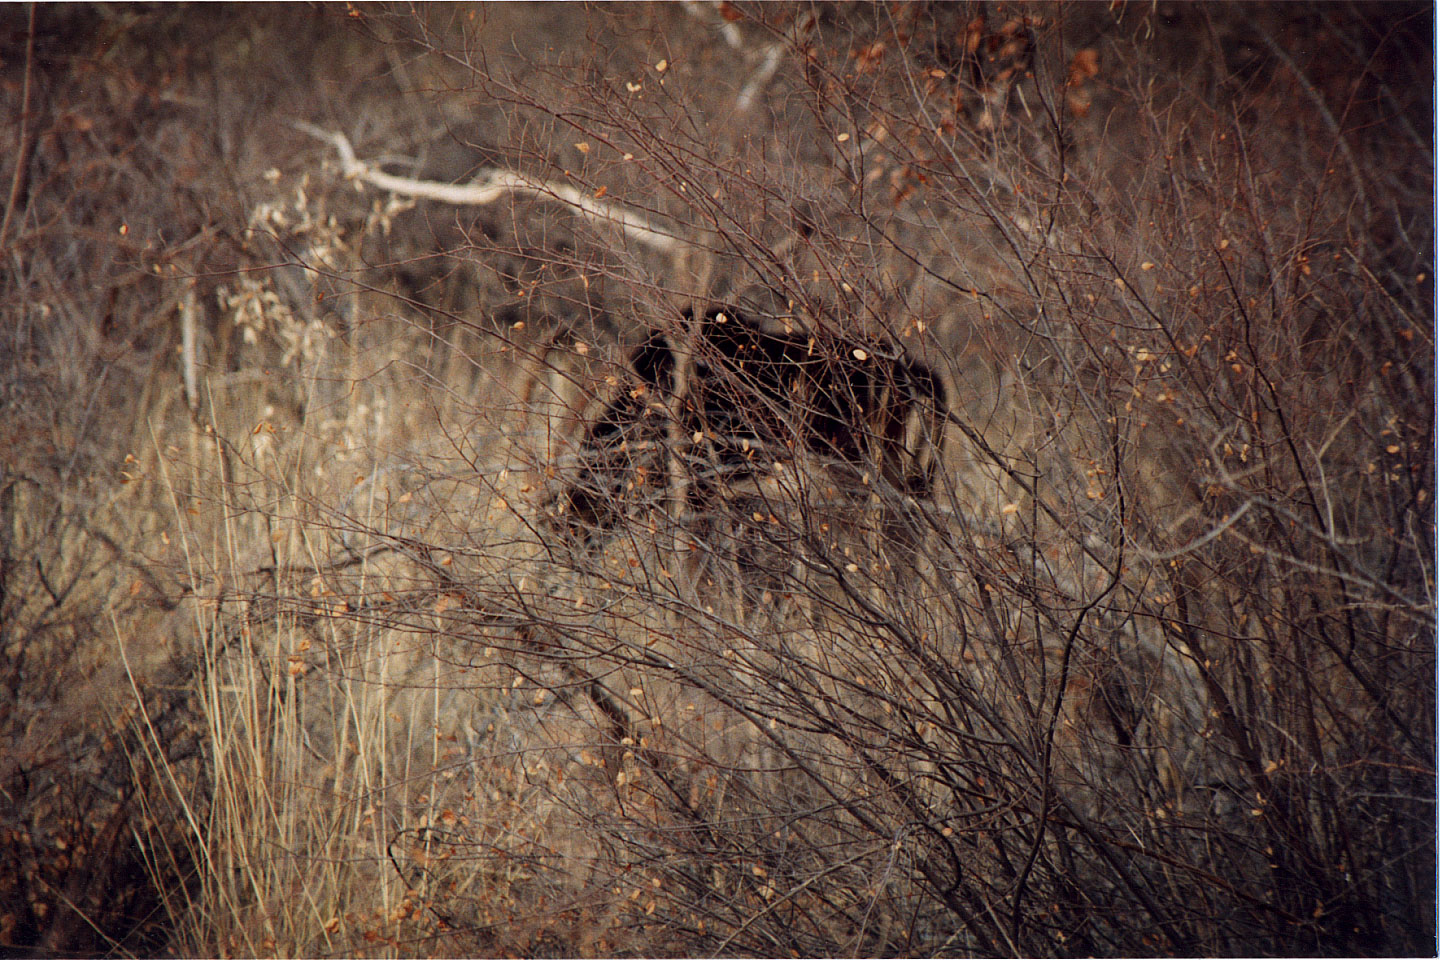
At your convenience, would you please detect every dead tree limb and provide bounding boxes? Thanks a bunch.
[292,122,684,255]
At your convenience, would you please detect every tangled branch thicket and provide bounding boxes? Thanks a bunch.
[1,4,1432,957]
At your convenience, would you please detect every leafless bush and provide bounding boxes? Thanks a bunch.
[224,4,1428,956]
[2,3,1430,957]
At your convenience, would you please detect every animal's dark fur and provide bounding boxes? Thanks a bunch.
[555,307,947,538]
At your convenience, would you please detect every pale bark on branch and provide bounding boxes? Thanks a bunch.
[293,122,683,255]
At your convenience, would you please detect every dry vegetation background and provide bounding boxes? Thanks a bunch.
[0,3,1434,957]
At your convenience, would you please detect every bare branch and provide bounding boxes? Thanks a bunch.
[293,121,684,255]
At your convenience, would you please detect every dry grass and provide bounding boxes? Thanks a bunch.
[1,4,1431,957]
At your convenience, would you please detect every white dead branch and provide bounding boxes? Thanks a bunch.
[736,42,786,113]
[180,281,199,413]
[688,3,811,114]
[682,0,743,49]
[293,122,682,255]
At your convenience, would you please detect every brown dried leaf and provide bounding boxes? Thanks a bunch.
[1069,48,1100,84]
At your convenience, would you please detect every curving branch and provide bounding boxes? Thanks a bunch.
[292,121,683,255]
